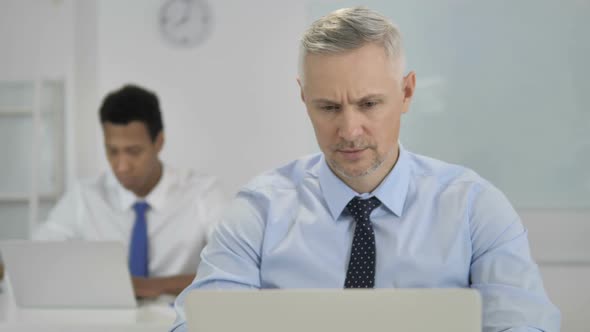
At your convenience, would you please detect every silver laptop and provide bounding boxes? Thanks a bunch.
[0,240,136,308]
[185,289,481,332]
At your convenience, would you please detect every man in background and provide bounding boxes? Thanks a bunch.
[33,84,226,298]
[171,7,559,332]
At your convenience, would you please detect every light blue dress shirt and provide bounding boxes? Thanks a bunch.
[172,147,560,332]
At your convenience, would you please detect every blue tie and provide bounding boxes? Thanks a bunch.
[129,201,150,277]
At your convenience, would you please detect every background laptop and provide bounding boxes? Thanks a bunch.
[0,240,136,308]
[185,289,481,332]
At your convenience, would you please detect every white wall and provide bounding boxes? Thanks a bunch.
[0,0,73,81]
[72,0,100,187]
[80,0,316,194]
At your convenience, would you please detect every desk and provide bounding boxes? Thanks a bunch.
[0,281,175,332]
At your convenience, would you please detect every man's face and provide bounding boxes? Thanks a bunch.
[299,43,415,184]
[102,121,163,196]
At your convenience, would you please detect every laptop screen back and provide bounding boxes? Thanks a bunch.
[0,240,136,308]
[185,288,481,332]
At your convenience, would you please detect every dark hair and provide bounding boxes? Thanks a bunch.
[99,84,163,141]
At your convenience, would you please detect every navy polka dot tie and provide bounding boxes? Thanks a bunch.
[344,196,381,288]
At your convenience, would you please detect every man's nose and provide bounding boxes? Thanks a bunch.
[338,108,364,142]
[114,157,131,173]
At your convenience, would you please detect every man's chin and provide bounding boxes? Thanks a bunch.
[342,169,372,179]
[117,179,138,192]
[329,156,386,180]
[331,163,373,179]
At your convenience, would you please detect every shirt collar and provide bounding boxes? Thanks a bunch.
[318,144,411,220]
[114,163,171,212]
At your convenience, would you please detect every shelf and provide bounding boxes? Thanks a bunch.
[0,78,66,239]
[0,108,63,114]
[0,108,33,115]
[0,193,60,202]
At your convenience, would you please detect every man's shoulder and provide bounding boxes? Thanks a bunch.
[169,166,220,188]
[70,172,113,194]
[241,153,323,194]
[406,150,493,191]
[406,151,516,222]
[162,166,225,203]
[50,172,114,210]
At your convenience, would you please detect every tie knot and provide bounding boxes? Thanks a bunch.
[133,201,150,215]
[346,196,381,223]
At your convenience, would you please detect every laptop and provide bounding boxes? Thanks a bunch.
[0,240,136,308]
[185,288,481,332]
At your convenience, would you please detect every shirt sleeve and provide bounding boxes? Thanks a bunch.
[170,189,266,331]
[31,183,84,240]
[468,184,561,332]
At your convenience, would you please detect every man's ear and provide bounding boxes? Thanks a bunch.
[155,132,164,153]
[402,71,416,106]
[297,78,305,103]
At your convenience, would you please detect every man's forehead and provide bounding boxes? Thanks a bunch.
[301,46,401,87]
[302,66,397,99]
[103,122,153,145]
[303,43,395,66]
[103,121,150,136]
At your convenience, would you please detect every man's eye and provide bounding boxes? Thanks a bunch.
[361,101,379,109]
[128,148,141,156]
[321,105,340,112]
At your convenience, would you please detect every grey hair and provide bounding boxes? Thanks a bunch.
[298,6,406,83]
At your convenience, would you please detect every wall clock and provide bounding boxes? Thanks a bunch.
[159,0,212,48]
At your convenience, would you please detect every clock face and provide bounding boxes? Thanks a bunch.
[159,0,212,48]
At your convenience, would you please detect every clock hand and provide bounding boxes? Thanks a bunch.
[175,0,193,26]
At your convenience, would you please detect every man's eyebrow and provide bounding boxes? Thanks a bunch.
[354,94,386,103]
[311,98,339,104]
[310,94,387,105]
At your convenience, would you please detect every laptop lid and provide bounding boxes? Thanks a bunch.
[185,289,481,332]
[0,240,136,308]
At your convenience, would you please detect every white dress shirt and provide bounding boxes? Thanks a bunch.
[33,164,227,277]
